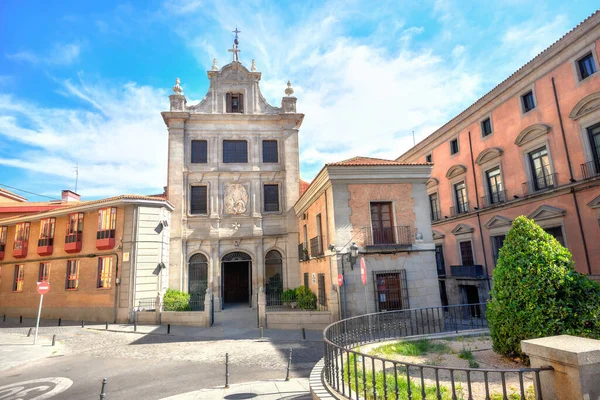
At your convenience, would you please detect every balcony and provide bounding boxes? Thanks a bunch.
[298,243,309,261]
[481,190,508,208]
[430,209,441,222]
[13,240,28,258]
[96,229,115,250]
[582,160,600,179]
[364,226,413,251]
[450,202,470,217]
[310,236,324,258]
[37,237,54,256]
[65,233,82,253]
[451,265,484,278]
[0,243,5,260]
[522,173,557,195]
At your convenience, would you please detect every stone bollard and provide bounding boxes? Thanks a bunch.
[258,287,267,329]
[522,335,600,400]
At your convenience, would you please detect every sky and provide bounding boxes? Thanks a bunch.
[0,0,598,200]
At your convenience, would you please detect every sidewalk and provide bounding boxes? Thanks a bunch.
[160,378,311,400]
[0,332,63,372]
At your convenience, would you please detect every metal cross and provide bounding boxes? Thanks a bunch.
[233,27,241,38]
[228,46,240,62]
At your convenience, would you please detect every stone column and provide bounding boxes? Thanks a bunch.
[328,290,340,323]
[204,289,212,327]
[522,335,600,400]
[257,287,267,329]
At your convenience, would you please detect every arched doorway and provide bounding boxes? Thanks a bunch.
[265,250,283,300]
[221,251,252,307]
[188,253,208,311]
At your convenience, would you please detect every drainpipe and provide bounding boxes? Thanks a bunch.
[551,77,592,274]
[468,131,491,289]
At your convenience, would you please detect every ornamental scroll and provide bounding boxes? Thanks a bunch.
[224,183,249,215]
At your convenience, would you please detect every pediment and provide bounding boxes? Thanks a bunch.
[483,215,512,229]
[445,165,467,179]
[588,195,600,209]
[514,124,551,147]
[451,223,474,236]
[569,91,600,120]
[528,205,566,221]
[475,147,503,165]
[426,178,439,189]
[432,230,445,240]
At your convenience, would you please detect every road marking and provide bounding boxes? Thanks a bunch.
[0,378,73,400]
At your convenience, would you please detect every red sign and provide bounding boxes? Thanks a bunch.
[337,274,343,287]
[37,281,50,295]
[360,257,367,285]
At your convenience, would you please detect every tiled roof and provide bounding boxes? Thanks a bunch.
[326,156,431,166]
[0,187,27,202]
[299,179,311,196]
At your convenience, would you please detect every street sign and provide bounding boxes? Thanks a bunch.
[337,274,343,287]
[37,281,50,295]
[360,257,367,285]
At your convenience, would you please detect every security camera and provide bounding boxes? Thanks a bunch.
[329,244,336,252]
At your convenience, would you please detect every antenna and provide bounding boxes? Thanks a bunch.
[74,163,79,193]
[412,130,416,146]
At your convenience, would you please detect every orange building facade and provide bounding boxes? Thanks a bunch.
[397,12,600,305]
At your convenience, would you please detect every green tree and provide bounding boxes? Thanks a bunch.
[163,288,191,311]
[486,216,600,359]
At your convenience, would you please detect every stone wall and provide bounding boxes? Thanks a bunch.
[161,311,208,327]
[266,311,333,330]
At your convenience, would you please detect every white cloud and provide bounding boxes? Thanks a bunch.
[6,43,81,66]
[501,15,569,62]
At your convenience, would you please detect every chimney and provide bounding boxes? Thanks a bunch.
[61,190,81,203]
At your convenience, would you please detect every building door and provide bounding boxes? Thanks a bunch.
[370,202,394,244]
[374,270,408,311]
[188,254,208,311]
[221,252,252,307]
[460,285,481,318]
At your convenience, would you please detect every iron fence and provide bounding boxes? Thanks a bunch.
[265,289,328,312]
[364,226,412,247]
[522,172,557,195]
[310,236,324,257]
[481,190,508,207]
[323,303,553,399]
[450,202,470,216]
[582,160,600,179]
[298,243,309,261]
[136,298,157,311]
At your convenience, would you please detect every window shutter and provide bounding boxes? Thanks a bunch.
[226,93,232,113]
[239,94,244,113]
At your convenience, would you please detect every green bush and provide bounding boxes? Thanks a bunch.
[486,216,600,359]
[281,289,296,303]
[295,286,317,310]
[163,288,191,311]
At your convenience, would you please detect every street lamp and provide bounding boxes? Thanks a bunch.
[330,242,360,269]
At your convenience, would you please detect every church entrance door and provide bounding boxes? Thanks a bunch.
[221,252,252,308]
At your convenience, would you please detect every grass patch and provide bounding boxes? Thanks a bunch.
[372,339,450,357]
[458,348,479,368]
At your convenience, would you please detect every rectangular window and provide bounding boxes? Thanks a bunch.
[528,147,554,191]
[304,272,309,288]
[190,186,208,215]
[39,262,51,282]
[491,235,506,265]
[310,214,324,257]
[485,167,504,204]
[578,53,596,80]
[544,226,565,247]
[435,245,445,276]
[0,226,7,254]
[97,257,113,289]
[191,140,208,163]
[223,140,248,163]
[425,154,433,163]
[263,184,279,212]
[317,273,326,306]
[13,265,24,292]
[262,140,278,163]
[226,93,244,113]
[459,241,474,266]
[66,212,84,243]
[375,270,408,311]
[587,123,600,177]
[38,218,55,246]
[66,260,79,290]
[454,182,468,214]
[481,118,493,137]
[370,202,394,244]
[97,208,117,240]
[429,193,440,221]
[14,222,30,248]
[522,91,535,113]
[450,139,459,155]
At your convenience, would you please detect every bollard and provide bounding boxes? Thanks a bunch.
[20,316,22,324]
[134,321,137,332]
[260,327,263,339]
[285,348,293,381]
[99,377,107,399]
[81,320,85,328]
[27,328,32,337]
[225,353,230,388]
[3,314,5,322]
[52,335,56,346]
[105,321,108,330]
[301,328,306,341]
[58,318,61,327]
[167,324,171,334]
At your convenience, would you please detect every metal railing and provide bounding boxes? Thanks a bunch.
[522,172,557,195]
[37,238,54,247]
[364,226,412,247]
[298,243,308,261]
[450,202,469,216]
[481,190,508,208]
[310,236,324,257]
[136,298,157,311]
[451,265,485,278]
[431,209,441,222]
[323,304,553,399]
[265,290,328,312]
[97,229,116,240]
[582,160,600,179]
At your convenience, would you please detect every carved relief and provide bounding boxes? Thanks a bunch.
[224,183,249,215]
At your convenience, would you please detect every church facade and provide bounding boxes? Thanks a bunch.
[162,51,304,311]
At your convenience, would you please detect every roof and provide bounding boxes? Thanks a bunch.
[0,187,27,202]
[299,179,310,197]
[326,156,431,167]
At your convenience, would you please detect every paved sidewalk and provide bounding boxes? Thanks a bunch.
[0,332,63,372]
[161,378,311,400]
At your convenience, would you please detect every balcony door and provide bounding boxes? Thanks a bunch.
[528,147,553,190]
[588,123,600,175]
[370,202,393,245]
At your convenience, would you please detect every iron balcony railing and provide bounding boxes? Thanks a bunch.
[430,209,441,222]
[310,236,324,257]
[323,303,554,400]
[298,243,309,261]
[364,226,412,247]
[581,160,600,179]
[38,237,54,247]
[450,201,469,216]
[481,189,508,208]
[522,172,557,195]
[450,264,485,278]
[97,229,116,240]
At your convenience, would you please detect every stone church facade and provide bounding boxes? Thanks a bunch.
[162,56,304,311]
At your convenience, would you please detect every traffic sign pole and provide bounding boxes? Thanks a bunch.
[34,294,43,345]
[361,258,368,315]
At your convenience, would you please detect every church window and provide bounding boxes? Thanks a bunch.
[264,184,279,212]
[223,140,248,163]
[190,186,208,215]
[226,93,244,113]
[191,140,208,163]
[262,140,278,163]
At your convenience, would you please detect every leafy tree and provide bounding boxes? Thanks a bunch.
[486,216,600,359]
[163,288,191,311]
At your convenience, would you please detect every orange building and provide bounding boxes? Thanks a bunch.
[0,191,173,323]
[396,11,600,305]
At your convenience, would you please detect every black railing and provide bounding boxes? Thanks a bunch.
[189,296,205,311]
[265,290,328,312]
[450,202,469,216]
[582,160,600,179]
[136,298,157,311]
[364,226,412,247]
[298,243,308,261]
[310,236,323,257]
[522,172,557,195]
[97,229,116,240]
[481,190,507,207]
[431,209,441,222]
[323,304,553,400]
[65,233,82,244]
[451,264,485,278]
[38,238,54,247]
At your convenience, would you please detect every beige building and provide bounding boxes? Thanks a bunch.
[162,38,304,311]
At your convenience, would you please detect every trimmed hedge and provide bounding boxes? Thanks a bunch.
[486,216,600,359]
[163,288,191,311]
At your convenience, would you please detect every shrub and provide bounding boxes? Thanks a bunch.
[486,216,600,359]
[163,288,191,311]
[295,286,317,310]
[281,289,296,303]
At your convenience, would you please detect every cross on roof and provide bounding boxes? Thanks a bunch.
[229,27,241,62]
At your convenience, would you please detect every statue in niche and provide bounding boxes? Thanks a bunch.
[224,183,248,215]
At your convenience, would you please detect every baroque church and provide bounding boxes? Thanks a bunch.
[162,32,303,311]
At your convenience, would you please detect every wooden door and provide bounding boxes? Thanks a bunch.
[370,202,393,244]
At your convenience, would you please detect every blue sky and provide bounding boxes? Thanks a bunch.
[0,0,598,200]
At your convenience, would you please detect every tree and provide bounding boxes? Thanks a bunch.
[486,216,600,359]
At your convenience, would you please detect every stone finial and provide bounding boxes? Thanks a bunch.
[172,78,183,95]
[212,58,218,71]
[285,80,294,96]
[251,59,256,72]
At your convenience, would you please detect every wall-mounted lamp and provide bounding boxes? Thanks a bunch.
[331,242,360,269]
